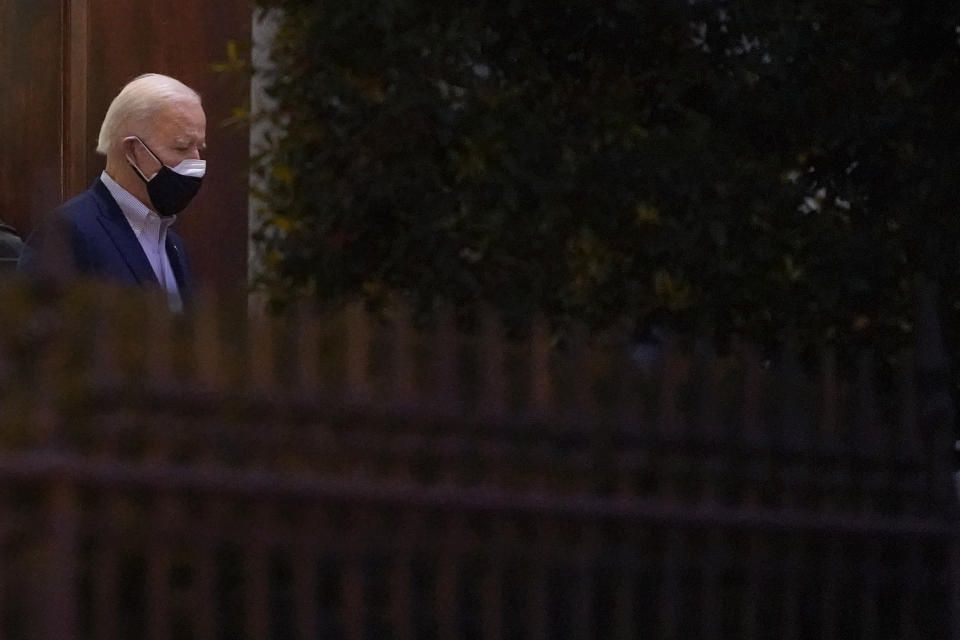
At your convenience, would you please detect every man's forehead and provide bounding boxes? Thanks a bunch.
[158,97,204,123]
[154,100,205,137]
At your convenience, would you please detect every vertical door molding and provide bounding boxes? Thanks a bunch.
[64,0,89,198]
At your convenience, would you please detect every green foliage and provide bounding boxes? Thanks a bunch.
[248,0,960,353]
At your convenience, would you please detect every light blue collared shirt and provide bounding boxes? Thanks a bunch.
[100,171,182,311]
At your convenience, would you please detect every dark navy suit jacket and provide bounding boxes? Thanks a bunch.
[18,178,193,303]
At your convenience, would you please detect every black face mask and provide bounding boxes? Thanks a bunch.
[127,137,206,217]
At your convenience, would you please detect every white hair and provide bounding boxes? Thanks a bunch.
[96,73,201,155]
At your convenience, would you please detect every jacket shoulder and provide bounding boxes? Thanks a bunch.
[18,184,112,274]
[53,188,106,226]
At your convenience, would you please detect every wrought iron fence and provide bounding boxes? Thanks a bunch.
[0,278,957,639]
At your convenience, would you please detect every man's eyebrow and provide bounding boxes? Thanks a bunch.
[172,135,205,149]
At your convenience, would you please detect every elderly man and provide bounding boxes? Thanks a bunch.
[19,73,205,310]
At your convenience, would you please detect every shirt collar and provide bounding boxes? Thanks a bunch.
[100,171,176,238]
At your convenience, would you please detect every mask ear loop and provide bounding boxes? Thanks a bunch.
[125,136,164,182]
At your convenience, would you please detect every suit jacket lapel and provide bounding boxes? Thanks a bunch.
[92,179,159,286]
[166,235,193,304]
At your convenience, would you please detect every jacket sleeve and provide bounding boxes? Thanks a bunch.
[0,222,24,270]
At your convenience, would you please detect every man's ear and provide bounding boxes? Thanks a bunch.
[123,137,162,177]
[120,136,139,161]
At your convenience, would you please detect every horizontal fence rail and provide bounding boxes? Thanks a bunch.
[0,277,958,639]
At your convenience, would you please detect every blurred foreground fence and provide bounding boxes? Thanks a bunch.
[0,279,958,639]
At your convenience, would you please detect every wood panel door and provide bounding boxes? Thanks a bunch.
[0,0,66,238]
